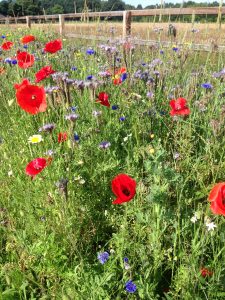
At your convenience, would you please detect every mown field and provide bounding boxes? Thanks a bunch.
[0,26,225,299]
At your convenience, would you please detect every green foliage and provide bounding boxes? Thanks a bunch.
[0,28,224,299]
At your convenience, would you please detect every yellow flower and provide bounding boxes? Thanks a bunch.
[28,135,43,144]
[149,148,155,154]
[150,134,154,139]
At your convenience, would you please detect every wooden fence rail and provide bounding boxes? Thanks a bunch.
[0,7,224,37]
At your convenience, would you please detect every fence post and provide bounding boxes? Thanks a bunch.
[123,10,132,38]
[26,16,31,28]
[59,14,65,35]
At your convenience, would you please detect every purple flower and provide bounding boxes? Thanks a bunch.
[99,141,111,149]
[125,280,137,293]
[39,123,56,133]
[52,72,69,82]
[124,260,131,270]
[119,117,126,121]
[172,47,179,52]
[98,71,111,78]
[4,57,12,63]
[45,86,60,94]
[153,71,160,76]
[212,69,225,78]
[92,110,102,117]
[65,114,79,122]
[97,251,109,264]
[173,152,180,160]
[23,44,28,49]
[201,83,213,89]
[45,149,55,156]
[191,28,200,33]
[71,66,77,71]
[147,91,154,99]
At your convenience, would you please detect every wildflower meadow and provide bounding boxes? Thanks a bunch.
[0,27,225,299]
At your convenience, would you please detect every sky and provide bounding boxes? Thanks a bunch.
[124,0,216,7]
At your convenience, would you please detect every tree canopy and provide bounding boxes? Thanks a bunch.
[0,0,222,17]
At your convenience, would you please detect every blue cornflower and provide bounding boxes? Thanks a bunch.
[125,280,137,293]
[112,105,118,110]
[97,251,109,264]
[74,133,79,142]
[86,49,95,55]
[172,47,179,52]
[23,44,28,49]
[70,106,77,112]
[1,35,6,39]
[121,73,127,82]
[160,111,166,116]
[119,117,126,121]
[160,50,164,54]
[71,66,77,71]
[86,75,93,80]
[11,59,17,65]
[123,257,131,270]
[201,83,213,89]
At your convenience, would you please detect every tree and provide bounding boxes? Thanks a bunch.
[102,0,125,11]
[26,4,41,15]
[48,4,64,14]
[0,1,9,16]
[136,4,143,10]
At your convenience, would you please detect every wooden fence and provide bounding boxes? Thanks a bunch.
[0,7,225,38]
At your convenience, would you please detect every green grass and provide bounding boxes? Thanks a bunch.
[0,27,225,299]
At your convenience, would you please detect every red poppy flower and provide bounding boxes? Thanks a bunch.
[96,92,110,107]
[35,66,55,83]
[44,39,62,54]
[25,158,47,178]
[113,67,127,85]
[208,182,225,216]
[58,132,68,143]
[112,174,136,205]
[1,41,13,51]
[21,35,35,44]
[14,79,47,115]
[16,51,35,69]
[169,97,190,116]
[200,268,213,278]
